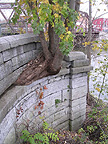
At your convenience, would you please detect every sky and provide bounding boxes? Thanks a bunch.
[0,0,108,21]
[0,0,15,3]
[80,0,108,18]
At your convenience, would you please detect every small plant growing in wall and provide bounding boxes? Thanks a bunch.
[55,99,61,107]
[20,121,59,144]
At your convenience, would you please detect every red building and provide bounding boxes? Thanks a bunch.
[92,18,108,32]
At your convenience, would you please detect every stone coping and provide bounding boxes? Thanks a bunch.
[71,66,93,74]
[0,33,39,53]
[64,51,86,61]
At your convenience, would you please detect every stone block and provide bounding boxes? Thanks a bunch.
[72,59,89,68]
[36,42,42,50]
[0,108,16,144]
[54,107,69,121]
[0,64,5,80]
[0,67,24,96]
[62,60,71,68]
[12,57,19,70]
[4,60,13,76]
[64,51,85,62]
[3,49,13,62]
[0,97,8,124]
[62,89,70,102]
[13,34,39,47]
[32,50,38,59]
[3,73,15,90]
[24,51,33,63]
[52,114,69,128]
[43,79,69,97]
[57,68,70,77]
[0,37,10,52]
[12,46,24,57]
[43,91,61,109]
[0,79,5,96]
[3,35,18,48]
[72,75,87,89]
[70,96,86,107]
[0,53,3,65]
[70,108,86,121]
[3,127,16,144]
[71,66,93,74]
[54,120,69,131]
[71,86,87,100]
[72,73,87,79]
[54,76,61,81]
[70,114,85,131]
[70,102,86,114]
[23,43,36,53]
[12,51,32,70]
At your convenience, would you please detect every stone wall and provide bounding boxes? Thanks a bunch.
[0,34,42,96]
[0,34,92,144]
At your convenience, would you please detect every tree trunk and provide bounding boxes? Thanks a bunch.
[15,0,80,85]
[15,28,64,85]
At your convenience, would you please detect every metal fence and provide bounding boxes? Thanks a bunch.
[0,20,30,37]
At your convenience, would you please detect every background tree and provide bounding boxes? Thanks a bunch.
[12,0,80,85]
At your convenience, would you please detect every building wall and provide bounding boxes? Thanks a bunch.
[0,34,92,144]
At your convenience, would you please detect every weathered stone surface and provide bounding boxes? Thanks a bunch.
[0,53,3,65]
[0,34,93,143]
[71,86,87,100]
[70,96,86,107]
[70,108,86,121]
[3,49,13,62]
[23,43,36,53]
[62,89,70,102]
[70,102,86,114]
[57,68,70,76]
[43,91,61,109]
[54,120,69,131]
[3,34,39,48]
[0,37,10,52]
[72,59,89,68]
[3,35,17,48]
[0,108,16,144]
[62,60,71,68]
[12,46,24,57]
[3,127,16,144]
[0,64,5,80]
[72,73,87,79]
[4,60,13,76]
[70,114,86,131]
[72,76,87,89]
[64,51,85,61]
[43,78,69,97]
[71,65,93,74]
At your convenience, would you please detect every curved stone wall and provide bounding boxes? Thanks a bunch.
[0,34,92,144]
[0,33,42,96]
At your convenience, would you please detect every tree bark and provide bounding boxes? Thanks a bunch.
[15,0,80,85]
[69,0,75,9]
[75,0,80,12]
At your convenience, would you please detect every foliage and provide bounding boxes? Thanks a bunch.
[83,38,108,102]
[90,40,108,102]
[55,99,61,108]
[20,121,59,144]
[55,99,61,105]
[12,0,78,55]
[83,103,108,144]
